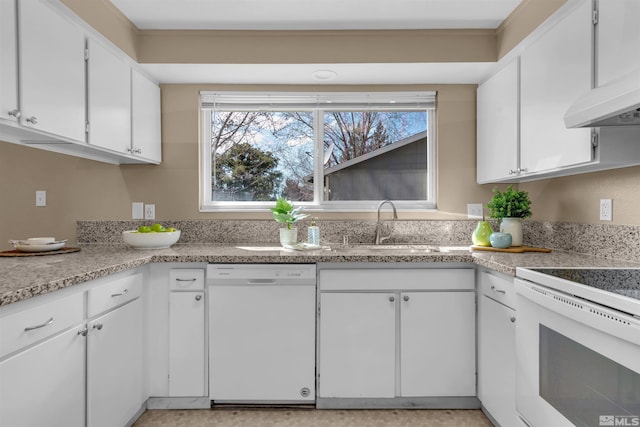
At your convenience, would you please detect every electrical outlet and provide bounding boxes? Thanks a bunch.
[467,203,484,219]
[35,190,46,207]
[600,199,612,221]
[132,202,144,220]
[144,204,155,220]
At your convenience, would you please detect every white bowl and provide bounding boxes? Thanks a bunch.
[122,230,181,249]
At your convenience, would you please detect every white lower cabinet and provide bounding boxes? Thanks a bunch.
[0,327,85,427]
[318,267,476,404]
[319,292,396,398]
[477,270,517,427]
[147,264,208,406]
[0,269,146,427]
[401,291,476,397]
[169,290,205,396]
[87,298,143,427]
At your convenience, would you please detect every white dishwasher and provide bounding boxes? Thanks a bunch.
[207,264,316,404]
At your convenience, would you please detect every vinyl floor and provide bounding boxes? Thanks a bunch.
[132,408,493,427]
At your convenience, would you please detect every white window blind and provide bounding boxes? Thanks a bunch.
[200,91,436,111]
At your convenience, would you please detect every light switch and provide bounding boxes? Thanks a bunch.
[36,191,46,207]
[132,202,144,219]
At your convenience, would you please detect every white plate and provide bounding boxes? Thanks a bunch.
[13,242,66,253]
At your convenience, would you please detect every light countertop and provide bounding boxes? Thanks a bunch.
[2,244,639,306]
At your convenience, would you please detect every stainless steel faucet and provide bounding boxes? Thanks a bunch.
[375,200,398,245]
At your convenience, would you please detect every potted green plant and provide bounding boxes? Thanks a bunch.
[270,197,308,246]
[486,185,532,246]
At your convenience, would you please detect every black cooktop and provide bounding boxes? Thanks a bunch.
[529,268,640,301]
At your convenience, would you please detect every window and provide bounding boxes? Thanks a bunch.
[200,92,436,211]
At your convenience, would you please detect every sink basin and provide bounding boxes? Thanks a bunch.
[330,244,443,254]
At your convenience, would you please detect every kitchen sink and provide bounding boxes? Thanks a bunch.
[330,244,441,254]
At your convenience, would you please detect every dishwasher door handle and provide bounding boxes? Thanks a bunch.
[247,279,277,284]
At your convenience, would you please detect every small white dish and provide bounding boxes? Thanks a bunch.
[13,241,66,252]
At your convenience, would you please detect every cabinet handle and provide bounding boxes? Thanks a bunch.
[490,285,506,294]
[133,147,142,154]
[403,295,410,302]
[176,278,197,282]
[510,316,516,323]
[389,296,395,302]
[78,327,88,337]
[93,323,103,331]
[111,289,128,297]
[509,169,517,175]
[25,116,38,125]
[8,109,21,118]
[24,316,54,331]
[195,295,202,301]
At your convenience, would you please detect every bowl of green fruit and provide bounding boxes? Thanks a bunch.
[122,224,180,249]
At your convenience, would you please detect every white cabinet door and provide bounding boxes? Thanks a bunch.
[477,59,519,183]
[87,38,131,153]
[520,0,593,174]
[0,327,85,427]
[0,0,18,123]
[401,291,476,397]
[319,292,396,398]
[169,291,205,397]
[87,298,143,427]
[478,295,516,427]
[131,69,161,163]
[18,0,85,142]
[597,0,640,87]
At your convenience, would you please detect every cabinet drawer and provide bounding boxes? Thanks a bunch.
[320,268,474,292]
[0,291,83,358]
[480,271,515,309]
[170,269,205,291]
[87,272,142,317]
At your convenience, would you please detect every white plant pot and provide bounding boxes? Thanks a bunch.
[499,217,523,247]
[279,227,298,247]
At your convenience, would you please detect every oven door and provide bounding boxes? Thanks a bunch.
[515,279,640,427]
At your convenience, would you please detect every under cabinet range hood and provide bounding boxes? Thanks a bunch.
[565,69,640,128]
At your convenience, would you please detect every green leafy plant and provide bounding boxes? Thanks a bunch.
[270,197,308,230]
[486,185,532,219]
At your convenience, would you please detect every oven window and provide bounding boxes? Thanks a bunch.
[539,325,640,427]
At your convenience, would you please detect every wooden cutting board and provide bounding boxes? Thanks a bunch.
[471,245,551,253]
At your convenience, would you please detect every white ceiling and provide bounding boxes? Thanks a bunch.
[109,0,522,84]
[110,0,522,31]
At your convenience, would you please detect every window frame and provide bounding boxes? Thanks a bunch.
[200,92,437,212]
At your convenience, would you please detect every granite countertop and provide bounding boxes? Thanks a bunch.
[2,243,640,307]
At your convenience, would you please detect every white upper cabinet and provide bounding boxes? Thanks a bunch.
[596,0,640,87]
[132,69,162,163]
[0,0,162,164]
[0,0,18,124]
[519,0,593,174]
[476,0,640,183]
[477,59,519,183]
[18,0,86,142]
[87,37,131,153]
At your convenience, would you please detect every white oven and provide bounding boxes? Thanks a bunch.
[515,268,640,427]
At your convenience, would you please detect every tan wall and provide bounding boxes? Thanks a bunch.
[496,0,567,59]
[0,83,488,249]
[137,29,496,64]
